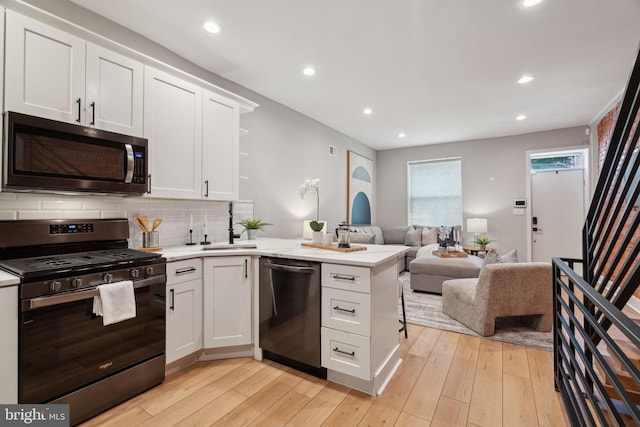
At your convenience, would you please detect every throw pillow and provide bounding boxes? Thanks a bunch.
[483,248,500,265]
[500,248,518,263]
[483,248,519,265]
[404,227,422,246]
[421,227,438,245]
[350,232,376,244]
[383,225,411,244]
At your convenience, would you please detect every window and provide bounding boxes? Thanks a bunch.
[530,152,584,171]
[407,157,463,226]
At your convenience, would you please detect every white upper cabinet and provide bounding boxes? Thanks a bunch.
[144,66,203,199]
[5,11,144,136]
[202,89,240,201]
[85,43,143,136]
[5,10,85,124]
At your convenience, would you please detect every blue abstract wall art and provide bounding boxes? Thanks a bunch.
[348,151,373,225]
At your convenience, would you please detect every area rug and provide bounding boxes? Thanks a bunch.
[398,272,553,351]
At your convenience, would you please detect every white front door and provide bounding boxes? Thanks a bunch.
[531,169,585,262]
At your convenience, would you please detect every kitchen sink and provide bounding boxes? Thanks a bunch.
[202,242,257,250]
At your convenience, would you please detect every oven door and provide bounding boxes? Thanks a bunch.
[19,277,165,404]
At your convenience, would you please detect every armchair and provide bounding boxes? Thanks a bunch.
[441,262,552,336]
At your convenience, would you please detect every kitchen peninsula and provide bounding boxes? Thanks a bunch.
[161,238,409,396]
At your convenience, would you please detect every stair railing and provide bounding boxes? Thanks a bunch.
[553,43,640,425]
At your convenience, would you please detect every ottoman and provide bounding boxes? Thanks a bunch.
[409,253,484,294]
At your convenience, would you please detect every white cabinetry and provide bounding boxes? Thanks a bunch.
[203,257,252,348]
[321,260,400,395]
[202,89,240,201]
[0,284,18,404]
[5,11,143,136]
[166,259,203,364]
[144,66,203,199]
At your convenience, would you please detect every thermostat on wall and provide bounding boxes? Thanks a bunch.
[514,199,527,208]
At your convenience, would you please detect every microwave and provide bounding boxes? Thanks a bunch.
[3,112,148,195]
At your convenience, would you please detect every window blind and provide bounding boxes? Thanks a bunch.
[407,158,463,226]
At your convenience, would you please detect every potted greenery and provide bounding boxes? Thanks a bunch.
[473,235,492,250]
[309,220,325,244]
[237,219,271,240]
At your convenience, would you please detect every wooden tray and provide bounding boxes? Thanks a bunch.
[301,242,367,252]
[137,246,163,252]
[432,250,468,258]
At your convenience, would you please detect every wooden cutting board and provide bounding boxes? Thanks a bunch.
[301,242,367,252]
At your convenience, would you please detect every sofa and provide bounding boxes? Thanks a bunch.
[409,246,484,293]
[409,246,520,294]
[348,224,461,272]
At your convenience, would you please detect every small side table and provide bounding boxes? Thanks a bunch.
[462,245,490,257]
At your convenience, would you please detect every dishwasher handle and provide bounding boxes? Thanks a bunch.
[263,261,316,274]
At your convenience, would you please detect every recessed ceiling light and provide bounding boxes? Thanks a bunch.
[302,67,316,76]
[523,0,542,7]
[518,74,535,84]
[363,108,373,115]
[398,133,406,138]
[203,21,221,34]
[516,114,527,121]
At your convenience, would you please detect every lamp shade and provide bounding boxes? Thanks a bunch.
[467,218,487,233]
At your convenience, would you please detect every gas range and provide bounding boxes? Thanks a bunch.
[0,218,165,299]
[1,218,167,425]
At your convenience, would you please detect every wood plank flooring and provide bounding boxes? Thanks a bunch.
[81,323,569,426]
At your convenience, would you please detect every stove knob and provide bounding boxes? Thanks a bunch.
[71,278,83,288]
[145,266,154,276]
[130,269,140,279]
[49,280,62,292]
[103,273,113,283]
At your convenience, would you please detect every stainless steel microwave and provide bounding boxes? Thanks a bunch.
[3,111,148,195]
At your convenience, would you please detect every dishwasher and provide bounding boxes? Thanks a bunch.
[259,257,326,378]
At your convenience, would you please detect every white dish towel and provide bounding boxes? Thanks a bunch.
[93,280,136,326]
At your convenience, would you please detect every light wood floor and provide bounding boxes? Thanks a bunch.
[82,323,569,427]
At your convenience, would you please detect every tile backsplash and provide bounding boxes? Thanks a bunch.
[0,192,253,249]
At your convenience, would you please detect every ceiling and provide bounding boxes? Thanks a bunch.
[68,0,640,150]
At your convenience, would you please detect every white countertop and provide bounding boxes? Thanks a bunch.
[158,238,409,267]
[0,270,20,287]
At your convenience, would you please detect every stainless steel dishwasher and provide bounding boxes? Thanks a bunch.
[259,257,326,378]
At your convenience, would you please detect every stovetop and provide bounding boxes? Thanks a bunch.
[0,248,161,278]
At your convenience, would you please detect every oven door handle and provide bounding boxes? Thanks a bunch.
[24,275,166,311]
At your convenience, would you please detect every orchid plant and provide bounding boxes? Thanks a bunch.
[438,225,452,247]
[299,178,322,231]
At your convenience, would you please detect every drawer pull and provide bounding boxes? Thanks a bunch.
[332,274,356,281]
[333,305,356,314]
[333,347,355,357]
[175,267,197,275]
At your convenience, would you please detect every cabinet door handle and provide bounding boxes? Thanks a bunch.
[332,274,355,281]
[333,347,355,357]
[175,267,197,275]
[204,180,209,198]
[244,259,248,278]
[76,98,81,123]
[169,288,175,311]
[90,101,96,125]
[333,305,356,314]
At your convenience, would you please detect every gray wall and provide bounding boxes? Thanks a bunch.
[16,0,375,238]
[377,127,590,259]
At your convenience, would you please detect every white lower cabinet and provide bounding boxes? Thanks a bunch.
[0,284,18,404]
[321,260,400,395]
[203,257,252,348]
[166,259,203,364]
